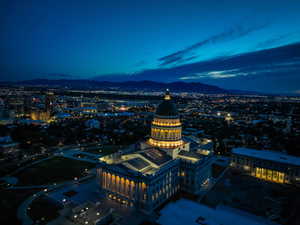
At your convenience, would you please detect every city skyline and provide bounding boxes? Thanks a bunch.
[1,82,300,225]
[1,0,300,93]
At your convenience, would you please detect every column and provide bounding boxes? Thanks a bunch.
[103,171,106,188]
[107,172,111,189]
[126,179,130,198]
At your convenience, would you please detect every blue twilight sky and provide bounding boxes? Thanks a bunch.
[1,0,300,93]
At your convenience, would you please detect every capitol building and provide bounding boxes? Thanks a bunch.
[97,90,214,212]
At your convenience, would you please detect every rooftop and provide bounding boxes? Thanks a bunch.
[140,148,172,166]
[232,147,300,166]
[126,158,150,171]
[102,148,174,176]
[178,151,202,162]
[158,199,272,225]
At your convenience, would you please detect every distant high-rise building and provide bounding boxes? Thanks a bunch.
[45,92,55,114]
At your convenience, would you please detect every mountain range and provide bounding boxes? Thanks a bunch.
[0,79,233,93]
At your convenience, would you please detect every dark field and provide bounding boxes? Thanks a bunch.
[15,157,95,186]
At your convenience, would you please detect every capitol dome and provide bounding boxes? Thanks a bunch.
[155,90,178,117]
[148,90,183,149]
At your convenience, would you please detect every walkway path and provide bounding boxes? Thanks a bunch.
[17,175,95,225]
[56,149,99,163]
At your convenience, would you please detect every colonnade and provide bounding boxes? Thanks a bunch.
[253,167,285,183]
[148,138,183,148]
[151,127,182,141]
[101,171,147,200]
[152,118,181,127]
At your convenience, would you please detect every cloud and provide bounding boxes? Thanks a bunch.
[179,61,300,81]
[179,69,243,80]
[95,42,300,93]
[158,23,268,66]
[255,34,291,49]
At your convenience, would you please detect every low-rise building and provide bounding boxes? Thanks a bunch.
[231,147,300,184]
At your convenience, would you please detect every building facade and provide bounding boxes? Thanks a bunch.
[231,147,300,184]
[97,91,214,212]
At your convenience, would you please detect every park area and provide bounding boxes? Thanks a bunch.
[84,144,126,155]
[15,156,96,186]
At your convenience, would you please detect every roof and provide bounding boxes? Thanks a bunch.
[178,151,202,161]
[232,147,300,166]
[126,158,150,170]
[158,199,270,225]
[140,148,172,166]
[155,91,178,117]
[199,142,214,151]
[156,100,178,117]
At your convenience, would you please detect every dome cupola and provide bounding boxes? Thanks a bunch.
[155,89,178,117]
[148,90,183,149]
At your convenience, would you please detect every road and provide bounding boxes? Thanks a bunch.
[17,175,95,225]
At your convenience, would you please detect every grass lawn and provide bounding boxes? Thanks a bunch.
[85,144,126,156]
[15,157,96,186]
[27,196,62,225]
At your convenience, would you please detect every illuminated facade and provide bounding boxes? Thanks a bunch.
[97,90,214,212]
[29,92,55,122]
[231,147,300,184]
[141,90,190,158]
[30,110,51,122]
[148,90,183,149]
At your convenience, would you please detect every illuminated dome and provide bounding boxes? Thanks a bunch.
[148,90,183,149]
